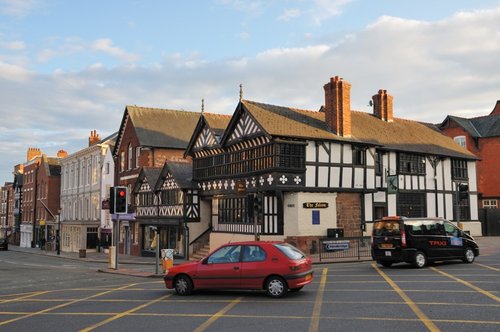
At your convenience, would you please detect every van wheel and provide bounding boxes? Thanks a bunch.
[463,248,475,263]
[414,251,427,268]
[380,262,392,268]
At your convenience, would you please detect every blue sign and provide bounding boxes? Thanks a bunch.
[450,237,463,246]
[312,210,320,225]
[324,240,350,251]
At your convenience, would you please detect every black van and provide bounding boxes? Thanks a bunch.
[371,216,479,268]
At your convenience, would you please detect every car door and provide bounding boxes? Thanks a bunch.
[196,245,241,289]
[240,245,268,289]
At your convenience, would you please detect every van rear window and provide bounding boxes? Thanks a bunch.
[373,221,401,236]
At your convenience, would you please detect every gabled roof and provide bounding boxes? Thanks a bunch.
[156,161,195,190]
[238,100,476,160]
[114,106,201,156]
[438,100,500,139]
[133,167,162,194]
[185,112,232,156]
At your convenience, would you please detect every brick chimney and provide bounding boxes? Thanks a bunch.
[372,89,394,122]
[323,76,352,137]
[27,147,42,161]
[88,130,101,146]
[490,100,500,116]
[57,150,68,158]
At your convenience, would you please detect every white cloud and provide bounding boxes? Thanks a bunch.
[0,0,39,17]
[91,38,139,62]
[309,0,353,24]
[0,40,26,50]
[36,38,139,63]
[277,8,301,21]
[0,61,32,81]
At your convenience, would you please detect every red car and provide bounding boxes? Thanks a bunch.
[164,241,313,298]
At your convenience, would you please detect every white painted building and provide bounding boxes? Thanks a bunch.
[60,131,117,252]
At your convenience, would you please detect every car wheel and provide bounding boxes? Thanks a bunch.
[290,287,303,292]
[463,248,475,263]
[174,275,193,296]
[266,276,288,298]
[381,261,392,268]
[414,251,427,268]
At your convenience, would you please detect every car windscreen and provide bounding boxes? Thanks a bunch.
[373,221,401,236]
[274,243,306,260]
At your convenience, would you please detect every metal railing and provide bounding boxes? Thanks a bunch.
[319,236,372,262]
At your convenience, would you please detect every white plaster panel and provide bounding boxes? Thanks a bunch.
[343,144,352,164]
[437,194,444,218]
[426,193,436,218]
[330,167,340,188]
[306,141,316,162]
[319,144,329,163]
[305,165,315,187]
[354,168,364,188]
[405,175,411,190]
[436,161,444,191]
[332,144,341,163]
[445,193,454,220]
[419,176,425,190]
[374,191,386,203]
[467,161,478,192]
[366,169,375,189]
[366,148,375,166]
[364,194,373,222]
[342,167,352,188]
[470,194,478,220]
[388,194,397,216]
[318,167,329,187]
[443,159,452,191]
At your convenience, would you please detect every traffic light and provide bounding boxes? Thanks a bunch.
[458,184,469,200]
[110,186,128,214]
[253,194,263,215]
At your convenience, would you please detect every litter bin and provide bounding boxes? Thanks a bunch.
[79,249,86,258]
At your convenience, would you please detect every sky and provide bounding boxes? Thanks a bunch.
[1,0,500,182]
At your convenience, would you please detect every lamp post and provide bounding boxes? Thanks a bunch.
[56,213,61,255]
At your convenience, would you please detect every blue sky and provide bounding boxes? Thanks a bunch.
[1,0,500,182]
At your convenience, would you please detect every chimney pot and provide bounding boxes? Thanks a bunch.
[372,89,394,122]
[324,75,352,137]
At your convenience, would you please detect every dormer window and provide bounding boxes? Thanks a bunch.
[454,136,466,148]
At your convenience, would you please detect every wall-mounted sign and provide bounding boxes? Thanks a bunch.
[303,202,329,209]
[236,180,246,195]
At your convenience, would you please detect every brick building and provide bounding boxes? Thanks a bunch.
[113,106,202,256]
[439,101,500,209]
[20,148,66,248]
[0,182,13,239]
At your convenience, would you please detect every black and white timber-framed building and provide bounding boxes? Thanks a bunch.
[185,76,480,253]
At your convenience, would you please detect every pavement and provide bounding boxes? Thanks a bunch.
[6,236,496,278]
[7,244,184,278]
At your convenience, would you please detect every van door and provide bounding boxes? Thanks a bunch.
[444,221,464,258]
[422,220,448,259]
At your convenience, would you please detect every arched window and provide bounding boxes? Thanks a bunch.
[453,136,466,148]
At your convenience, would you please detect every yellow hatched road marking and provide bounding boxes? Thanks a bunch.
[79,293,172,332]
[0,283,137,327]
[475,263,500,272]
[430,267,500,302]
[193,296,243,332]
[0,291,49,304]
[309,268,328,332]
[372,263,440,332]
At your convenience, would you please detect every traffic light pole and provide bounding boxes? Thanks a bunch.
[114,215,120,270]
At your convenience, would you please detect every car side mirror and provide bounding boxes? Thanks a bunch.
[201,257,209,264]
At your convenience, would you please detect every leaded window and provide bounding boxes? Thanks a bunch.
[452,159,468,180]
[399,192,426,217]
[218,197,251,224]
[352,147,365,166]
[399,153,425,175]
